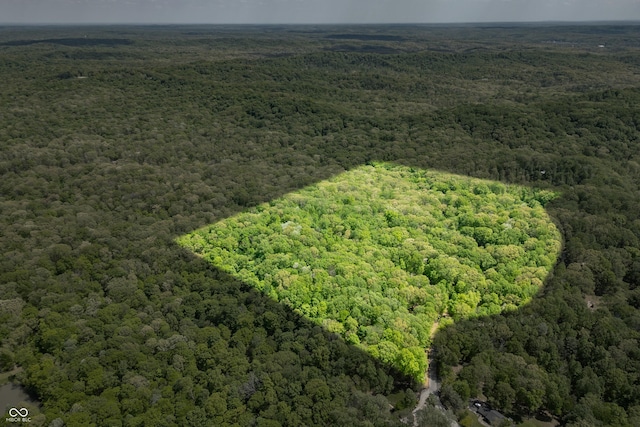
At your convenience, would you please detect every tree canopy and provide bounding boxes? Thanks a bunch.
[178,162,560,380]
[1,23,640,426]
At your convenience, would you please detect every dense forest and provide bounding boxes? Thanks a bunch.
[1,24,640,426]
[179,163,561,382]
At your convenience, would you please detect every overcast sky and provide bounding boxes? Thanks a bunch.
[1,0,639,24]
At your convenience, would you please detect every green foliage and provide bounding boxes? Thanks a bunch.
[459,410,486,427]
[415,404,452,427]
[1,24,640,427]
[178,163,560,380]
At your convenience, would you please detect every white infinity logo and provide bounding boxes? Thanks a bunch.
[8,408,29,417]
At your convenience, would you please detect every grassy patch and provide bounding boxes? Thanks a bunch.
[459,410,486,427]
[178,162,561,380]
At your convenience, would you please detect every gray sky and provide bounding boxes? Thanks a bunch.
[1,0,639,24]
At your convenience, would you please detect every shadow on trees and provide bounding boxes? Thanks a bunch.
[180,248,417,391]
[3,36,639,423]
[169,105,639,421]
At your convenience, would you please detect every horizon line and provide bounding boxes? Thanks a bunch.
[1,20,640,27]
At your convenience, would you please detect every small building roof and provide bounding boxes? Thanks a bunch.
[477,406,508,426]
